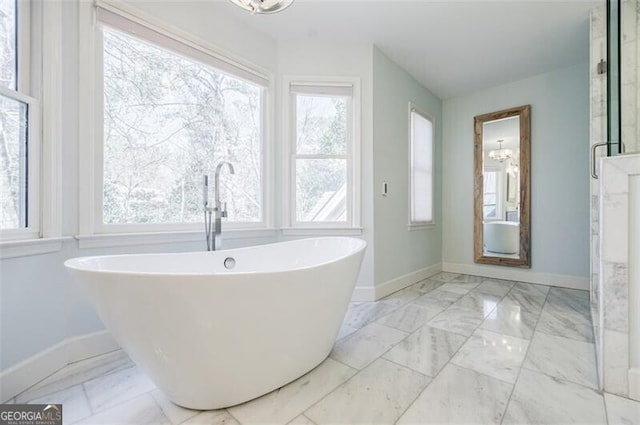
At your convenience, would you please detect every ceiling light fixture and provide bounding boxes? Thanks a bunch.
[230,0,295,14]
[488,139,513,163]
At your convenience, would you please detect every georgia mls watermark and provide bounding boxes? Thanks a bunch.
[0,404,62,425]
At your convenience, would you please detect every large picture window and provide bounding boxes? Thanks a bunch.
[95,6,268,232]
[287,81,359,229]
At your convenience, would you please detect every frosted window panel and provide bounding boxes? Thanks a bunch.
[102,29,263,224]
[296,95,347,155]
[0,0,16,90]
[0,93,28,229]
[296,158,347,222]
[410,111,433,223]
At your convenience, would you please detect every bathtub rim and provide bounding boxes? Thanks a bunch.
[64,236,367,277]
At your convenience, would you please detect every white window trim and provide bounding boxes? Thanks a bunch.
[282,75,361,231]
[408,103,435,230]
[78,0,274,242]
[483,165,504,221]
[0,0,64,254]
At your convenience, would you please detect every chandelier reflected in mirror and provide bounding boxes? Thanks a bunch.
[230,0,295,14]
[488,139,513,162]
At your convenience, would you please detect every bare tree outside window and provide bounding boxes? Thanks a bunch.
[0,0,27,231]
[0,0,16,90]
[102,29,263,225]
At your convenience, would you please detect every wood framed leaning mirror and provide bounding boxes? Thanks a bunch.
[474,105,531,267]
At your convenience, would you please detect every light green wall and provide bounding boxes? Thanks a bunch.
[443,63,590,278]
[372,48,443,285]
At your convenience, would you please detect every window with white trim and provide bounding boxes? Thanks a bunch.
[287,81,359,228]
[0,0,40,240]
[483,167,501,219]
[409,107,433,225]
[95,6,267,232]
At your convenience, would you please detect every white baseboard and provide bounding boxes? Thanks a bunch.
[0,330,119,403]
[352,285,376,302]
[351,263,443,302]
[629,368,640,401]
[374,263,443,300]
[442,262,589,290]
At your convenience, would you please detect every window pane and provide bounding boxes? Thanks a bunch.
[484,171,497,192]
[296,95,347,155]
[0,93,27,229]
[296,158,346,222]
[0,0,16,90]
[410,111,433,223]
[484,205,497,218]
[103,29,262,224]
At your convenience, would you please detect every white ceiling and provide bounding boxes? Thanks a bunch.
[209,0,600,99]
[483,116,520,150]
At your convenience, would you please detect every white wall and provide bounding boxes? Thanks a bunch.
[372,48,443,285]
[443,63,591,283]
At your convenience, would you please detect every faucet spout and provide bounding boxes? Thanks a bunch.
[214,161,235,210]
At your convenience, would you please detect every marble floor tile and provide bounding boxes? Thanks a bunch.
[523,332,598,389]
[449,274,486,284]
[228,358,356,425]
[287,414,316,425]
[502,369,606,424]
[545,287,591,319]
[410,278,444,294]
[605,393,640,425]
[180,410,239,425]
[437,281,480,295]
[305,358,430,425]
[330,323,408,369]
[83,365,156,413]
[501,282,549,313]
[480,302,539,340]
[378,286,423,310]
[16,350,133,404]
[27,384,91,425]
[75,394,170,425]
[397,363,513,425]
[427,305,485,337]
[451,329,529,383]
[150,389,199,425]
[342,302,399,329]
[429,272,460,282]
[452,291,502,318]
[536,304,595,343]
[335,323,357,341]
[474,279,515,297]
[376,303,442,333]
[412,288,462,310]
[383,325,467,376]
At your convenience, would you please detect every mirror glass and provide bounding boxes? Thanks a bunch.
[474,105,530,267]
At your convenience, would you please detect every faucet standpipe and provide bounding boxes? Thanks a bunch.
[203,162,235,251]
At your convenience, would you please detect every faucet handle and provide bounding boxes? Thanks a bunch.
[222,202,228,218]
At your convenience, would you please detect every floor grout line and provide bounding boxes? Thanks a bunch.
[498,285,552,425]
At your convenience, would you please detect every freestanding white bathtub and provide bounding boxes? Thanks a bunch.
[484,221,519,254]
[65,237,366,409]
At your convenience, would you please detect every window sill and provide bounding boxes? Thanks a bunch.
[407,223,436,231]
[0,237,70,259]
[76,228,278,249]
[280,227,363,236]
